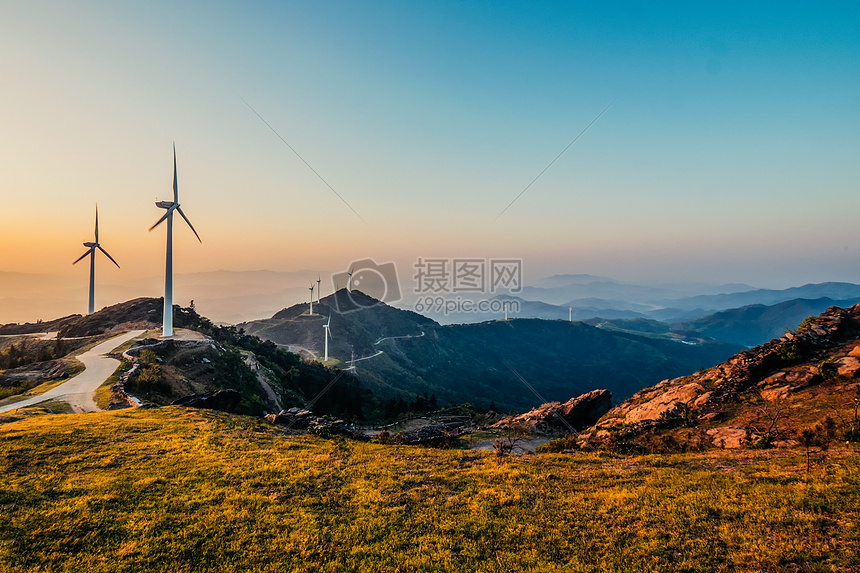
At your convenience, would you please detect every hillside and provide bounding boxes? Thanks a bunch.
[581,304,860,452]
[0,298,370,421]
[242,289,742,411]
[678,297,860,347]
[0,407,858,572]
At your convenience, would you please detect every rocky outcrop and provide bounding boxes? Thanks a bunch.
[264,407,362,439]
[171,389,242,413]
[585,304,860,448]
[492,389,612,435]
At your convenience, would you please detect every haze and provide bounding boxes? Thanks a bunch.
[2,1,859,323]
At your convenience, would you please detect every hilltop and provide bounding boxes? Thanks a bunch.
[576,304,860,452]
[0,298,368,421]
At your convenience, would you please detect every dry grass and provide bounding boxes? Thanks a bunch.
[0,408,858,572]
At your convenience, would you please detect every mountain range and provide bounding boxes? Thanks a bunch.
[240,289,742,412]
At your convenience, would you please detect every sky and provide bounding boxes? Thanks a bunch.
[2,1,859,321]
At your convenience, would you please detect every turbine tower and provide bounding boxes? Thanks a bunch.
[317,274,322,304]
[149,144,201,337]
[73,204,120,315]
[308,283,315,315]
[323,315,332,361]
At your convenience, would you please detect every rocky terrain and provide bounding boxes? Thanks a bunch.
[580,304,860,449]
[491,389,612,435]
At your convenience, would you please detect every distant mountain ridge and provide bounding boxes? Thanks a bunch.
[414,281,860,328]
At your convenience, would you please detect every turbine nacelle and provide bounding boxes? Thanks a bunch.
[83,241,97,248]
[155,201,176,210]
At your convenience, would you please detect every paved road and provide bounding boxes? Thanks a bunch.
[0,330,145,414]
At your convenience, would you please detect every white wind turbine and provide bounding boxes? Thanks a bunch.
[317,274,322,304]
[308,283,315,315]
[149,145,201,337]
[73,205,120,315]
[323,315,332,361]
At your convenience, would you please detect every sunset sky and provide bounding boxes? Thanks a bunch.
[2,1,859,321]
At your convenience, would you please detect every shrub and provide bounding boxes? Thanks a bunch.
[658,402,697,428]
[818,357,839,381]
[777,343,803,363]
[796,315,816,333]
[536,435,579,454]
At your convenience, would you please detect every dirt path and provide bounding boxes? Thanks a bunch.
[0,330,145,414]
[243,353,283,411]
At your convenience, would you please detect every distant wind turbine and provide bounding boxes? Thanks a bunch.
[317,274,322,304]
[308,283,315,315]
[323,315,332,361]
[569,307,572,322]
[73,204,120,315]
[149,144,201,337]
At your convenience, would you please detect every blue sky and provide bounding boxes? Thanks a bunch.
[2,1,859,304]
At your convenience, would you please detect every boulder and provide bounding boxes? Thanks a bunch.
[706,427,747,449]
[623,382,704,424]
[493,389,612,435]
[836,357,860,378]
[171,389,242,413]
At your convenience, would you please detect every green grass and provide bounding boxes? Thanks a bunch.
[0,408,858,572]
[93,360,133,410]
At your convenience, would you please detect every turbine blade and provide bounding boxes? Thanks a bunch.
[148,212,169,232]
[173,143,178,203]
[326,315,331,326]
[73,248,93,265]
[176,206,202,242]
[94,204,99,243]
[98,245,121,268]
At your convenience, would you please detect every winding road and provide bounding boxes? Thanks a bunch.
[0,330,145,414]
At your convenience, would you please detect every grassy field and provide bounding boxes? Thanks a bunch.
[0,408,858,572]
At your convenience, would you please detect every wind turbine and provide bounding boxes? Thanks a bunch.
[73,204,120,315]
[149,144,201,337]
[323,315,332,361]
[569,307,573,322]
[317,274,322,304]
[308,283,315,315]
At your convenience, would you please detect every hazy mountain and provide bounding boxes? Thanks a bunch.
[242,289,742,411]
[677,297,860,348]
[519,277,756,307]
[660,282,860,312]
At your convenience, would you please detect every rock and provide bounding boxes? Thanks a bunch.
[760,385,792,401]
[849,346,860,358]
[623,383,704,424]
[836,357,860,378]
[699,412,722,422]
[693,392,713,408]
[706,427,747,449]
[265,408,365,440]
[171,389,242,413]
[492,389,612,435]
